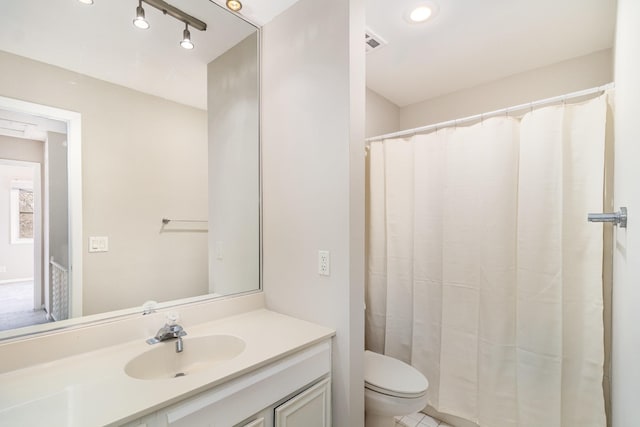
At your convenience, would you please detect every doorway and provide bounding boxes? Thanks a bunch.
[0,99,79,333]
[0,159,48,331]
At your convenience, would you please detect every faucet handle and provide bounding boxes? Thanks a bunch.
[165,313,186,337]
[142,300,158,315]
[166,312,180,325]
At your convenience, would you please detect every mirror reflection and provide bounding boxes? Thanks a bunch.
[0,0,260,336]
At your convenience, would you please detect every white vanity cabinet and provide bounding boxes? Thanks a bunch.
[122,340,331,427]
[273,377,331,427]
[237,377,331,427]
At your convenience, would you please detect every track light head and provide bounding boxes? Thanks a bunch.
[133,2,150,30]
[129,0,204,51]
[180,24,194,50]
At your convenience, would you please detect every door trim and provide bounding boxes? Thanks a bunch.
[0,96,83,317]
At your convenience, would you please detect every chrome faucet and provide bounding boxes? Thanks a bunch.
[146,317,187,353]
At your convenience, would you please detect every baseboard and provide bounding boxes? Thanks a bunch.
[0,278,34,285]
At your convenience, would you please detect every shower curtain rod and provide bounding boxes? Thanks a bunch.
[365,82,614,143]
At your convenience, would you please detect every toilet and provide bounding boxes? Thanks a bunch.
[364,350,429,427]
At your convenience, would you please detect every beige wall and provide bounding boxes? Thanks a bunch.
[0,51,209,315]
[399,49,614,130]
[365,88,400,138]
[207,33,260,296]
[262,0,365,425]
[0,135,43,163]
[611,0,640,425]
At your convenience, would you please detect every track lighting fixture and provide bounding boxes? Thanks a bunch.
[180,24,194,50]
[131,0,207,50]
[133,1,150,29]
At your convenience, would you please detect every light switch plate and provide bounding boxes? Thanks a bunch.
[89,236,109,253]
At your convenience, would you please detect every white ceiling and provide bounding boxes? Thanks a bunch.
[0,1,618,111]
[208,0,300,26]
[366,0,617,107]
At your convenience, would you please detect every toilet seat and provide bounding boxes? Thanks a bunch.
[364,350,429,399]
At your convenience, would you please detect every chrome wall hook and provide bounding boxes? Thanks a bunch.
[588,207,628,228]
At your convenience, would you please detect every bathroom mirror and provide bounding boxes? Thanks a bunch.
[0,0,260,338]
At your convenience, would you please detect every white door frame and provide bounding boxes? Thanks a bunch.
[0,96,83,317]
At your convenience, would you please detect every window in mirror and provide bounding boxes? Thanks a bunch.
[11,182,34,243]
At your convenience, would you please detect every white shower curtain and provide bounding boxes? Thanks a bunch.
[366,95,607,427]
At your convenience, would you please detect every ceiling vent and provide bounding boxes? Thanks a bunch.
[365,28,387,54]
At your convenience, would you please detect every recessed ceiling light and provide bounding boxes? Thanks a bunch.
[226,0,242,12]
[78,0,94,4]
[404,2,439,24]
[410,6,432,22]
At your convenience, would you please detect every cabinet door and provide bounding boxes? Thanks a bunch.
[241,417,265,427]
[274,378,331,427]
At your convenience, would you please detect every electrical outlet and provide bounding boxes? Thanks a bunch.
[318,250,330,276]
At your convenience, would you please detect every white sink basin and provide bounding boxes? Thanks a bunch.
[125,334,246,380]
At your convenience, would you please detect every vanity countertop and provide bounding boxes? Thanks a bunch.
[0,309,335,426]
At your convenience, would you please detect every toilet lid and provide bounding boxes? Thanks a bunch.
[364,350,429,398]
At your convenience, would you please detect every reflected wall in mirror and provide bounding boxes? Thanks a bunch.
[0,0,260,337]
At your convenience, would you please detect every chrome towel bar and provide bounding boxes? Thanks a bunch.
[162,218,208,225]
[588,207,627,228]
